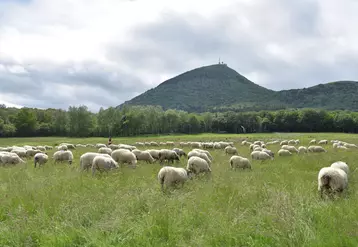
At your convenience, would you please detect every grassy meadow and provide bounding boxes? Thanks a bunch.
[1,133,358,246]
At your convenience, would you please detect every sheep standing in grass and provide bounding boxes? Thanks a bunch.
[278,149,292,156]
[158,149,180,164]
[0,152,25,165]
[230,155,251,170]
[318,140,328,145]
[26,149,43,157]
[173,148,186,157]
[251,151,273,160]
[111,149,137,168]
[186,156,211,175]
[331,161,349,175]
[80,152,111,171]
[91,156,119,176]
[158,166,193,191]
[309,139,317,145]
[298,146,308,154]
[188,150,211,166]
[34,153,48,168]
[318,166,348,198]
[57,145,68,151]
[281,145,298,153]
[137,151,155,164]
[308,145,327,153]
[98,147,112,155]
[53,150,73,165]
[262,149,275,158]
[225,146,238,155]
[192,149,213,161]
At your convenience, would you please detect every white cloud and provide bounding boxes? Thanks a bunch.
[0,0,357,111]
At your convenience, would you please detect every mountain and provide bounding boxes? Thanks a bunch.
[120,64,358,112]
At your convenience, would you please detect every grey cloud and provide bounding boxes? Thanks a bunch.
[106,0,358,92]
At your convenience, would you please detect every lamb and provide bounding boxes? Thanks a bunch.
[278,149,292,156]
[331,161,349,175]
[225,146,238,155]
[308,145,327,153]
[158,149,180,164]
[79,152,112,171]
[230,155,251,170]
[98,147,112,155]
[318,166,348,198]
[34,153,48,168]
[158,166,192,190]
[111,149,137,168]
[298,146,308,154]
[251,151,273,160]
[186,156,211,175]
[53,150,73,165]
[91,155,119,176]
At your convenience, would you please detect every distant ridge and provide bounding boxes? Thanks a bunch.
[120,64,358,112]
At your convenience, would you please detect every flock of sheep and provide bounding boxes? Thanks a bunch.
[0,138,355,196]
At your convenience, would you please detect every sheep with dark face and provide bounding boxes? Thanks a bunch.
[158,149,180,164]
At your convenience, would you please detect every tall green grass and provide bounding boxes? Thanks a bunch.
[0,133,358,246]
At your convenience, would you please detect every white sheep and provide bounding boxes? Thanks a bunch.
[137,150,155,163]
[331,161,349,175]
[146,149,160,160]
[158,166,192,190]
[192,149,213,161]
[298,146,307,154]
[53,150,73,165]
[34,153,48,168]
[188,150,211,166]
[98,147,112,155]
[281,145,298,153]
[318,140,328,145]
[172,148,186,157]
[250,151,273,160]
[309,139,317,145]
[111,149,137,168]
[308,145,327,153]
[230,155,251,170]
[0,152,25,165]
[318,166,348,197]
[26,149,43,157]
[186,156,211,175]
[79,152,111,171]
[158,149,180,164]
[278,149,292,156]
[91,155,119,176]
[57,145,68,151]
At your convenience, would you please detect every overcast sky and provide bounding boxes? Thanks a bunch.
[1,0,357,112]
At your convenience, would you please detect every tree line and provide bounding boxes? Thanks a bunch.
[1,103,358,137]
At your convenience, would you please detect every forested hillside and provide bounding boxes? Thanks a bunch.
[1,104,358,137]
[121,64,358,112]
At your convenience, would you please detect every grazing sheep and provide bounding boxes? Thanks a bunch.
[262,149,275,158]
[91,155,119,176]
[186,156,211,175]
[281,145,298,153]
[80,152,112,171]
[344,143,358,149]
[98,147,112,155]
[53,150,73,165]
[278,149,292,156]
[0,152,25,165]
[95,143,106,148]
[230,155,251,170]
[280,140,288,146]
[172,148,187,157]
[318,140,328,145]
[251,151,273,160]
[158,149,180,164]
[158,166,192,190]
[331,161,349,175]
[11,149,27,158]
[192,149,213,161]
[108,144,120,150]
[298,146,308,154]
[34,153,48,168]
[318,166,348,198]
[111,149,137,168]
[26,149,43,157]
[188,150,212,166]
[57,145,68,151]
[137,151,155,164]
[225,146,238,155]
[147,149,160,160]
[308,145,327,153]
[309,139,317,145]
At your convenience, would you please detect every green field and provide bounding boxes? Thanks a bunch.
[0,133,358,246]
